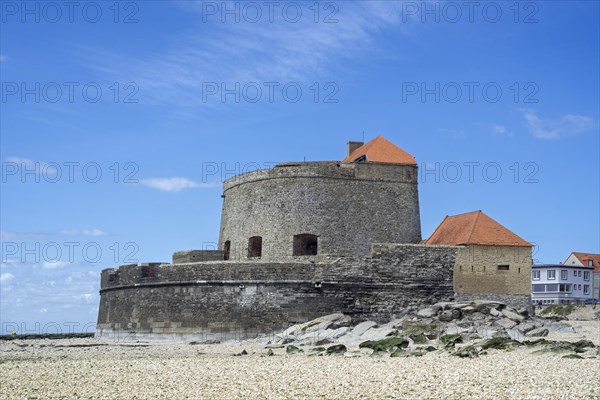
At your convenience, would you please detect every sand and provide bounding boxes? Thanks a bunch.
[1,335,599,400]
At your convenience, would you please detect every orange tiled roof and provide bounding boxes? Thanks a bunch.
[571,252,600,272]
[424,210,532,247]
[341,136,417,165]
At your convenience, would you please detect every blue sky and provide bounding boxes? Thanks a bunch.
[1,1,598,334]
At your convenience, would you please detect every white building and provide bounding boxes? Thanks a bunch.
[563,252,600,299]
[531,264,594,305]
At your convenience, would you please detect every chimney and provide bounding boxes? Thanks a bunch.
[347,141,364,157]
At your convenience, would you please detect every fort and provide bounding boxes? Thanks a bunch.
[96,136,532,340]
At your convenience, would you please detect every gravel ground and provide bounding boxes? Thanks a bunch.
[1,336,599,400]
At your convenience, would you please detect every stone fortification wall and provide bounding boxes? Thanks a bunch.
[97,244,456,340]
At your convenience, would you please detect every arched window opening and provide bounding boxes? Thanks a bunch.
[248,236,262,258]
[293,234,318,256]
[223,240,231,260]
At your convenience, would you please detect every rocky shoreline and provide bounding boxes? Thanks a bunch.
[1,302,599,399]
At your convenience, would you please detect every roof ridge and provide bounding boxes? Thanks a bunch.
[425,215,449,243]
[465,210,481,244]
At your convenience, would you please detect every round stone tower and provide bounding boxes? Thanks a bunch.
[218,136,422,261]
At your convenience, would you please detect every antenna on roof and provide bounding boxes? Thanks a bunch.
[362,131,365,142]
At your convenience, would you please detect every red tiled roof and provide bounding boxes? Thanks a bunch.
[571,252,600,273]
[424,210,532,247]
[341,136,417,165]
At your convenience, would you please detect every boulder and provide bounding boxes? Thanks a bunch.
[526,327,549,337]
[358,327,397,342]
[502,309,525,323]
[473,300,505,313]
[494,318,517,330]
[517,321,542,334]
[490,308,502,317]
[417,308,436,318]
[352,321,378,336]
[439,309,461,322]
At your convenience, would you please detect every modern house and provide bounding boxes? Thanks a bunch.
[424,210,533,308]
[531,264,594,305]
[563,252,600,299]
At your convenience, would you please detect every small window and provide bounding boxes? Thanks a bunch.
[248,236,262,258]
[293,234,318,256]
[141,265,155,278]
[578,284,582,290]
[588,260,594,267]
[584,285,590,294]
[584,271,590,281]
[547,270,556,280]
[573,270,577,277]
[108,273,116,282]
[560,270,568,280]
[497,265,509,271]
[471,266,474,272]
[532,270,540,280]
[459,265,462,272]
[577,271,582,277]
[223,240,231,261]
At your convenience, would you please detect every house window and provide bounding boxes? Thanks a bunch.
[560,270,568,280]
[532,270,540,280]
[584,271,590,281]
[532,284,545,293]
[546,284,559,292]
[589,260,594,267]
[578,271,582,277]
[223,240,231,261]
[497,265,509,271]
[293,234,318,256]
[584,285,590,294]
[573,270,576,277]
[547,270,556,280]
[459,265,462,272]
[248,236,262,258]
[578,284,582,290]
[559,284,572,293]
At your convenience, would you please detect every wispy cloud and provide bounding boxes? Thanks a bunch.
[59,228,108,237]
[80,2,410,109]
[139,177,219,192]
[491,124,513,137]
[438,128,466,139]
[523,110,595,139]
[0,272,15,283]
[41,261,72,269]
[0,54,6,62]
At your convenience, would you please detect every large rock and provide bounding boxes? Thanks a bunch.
[439,309,461,322]
[352,321,378,336]
[494,318,518,330]
[357,327,396,342]
[276,313,351,341]
[517,321,542,334]
[490,308,503,317]
[526,327,549,337]
[473,300,505,313]
[502,309,525,323]
[417,308,436,318]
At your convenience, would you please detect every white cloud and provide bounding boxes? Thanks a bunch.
[0,54,6,62]
[523,110,595,139]
[139,177,219,192]
[0,273,15,283]
[41,261,71,269]
[59,228,108,237]
[39,308,48,313]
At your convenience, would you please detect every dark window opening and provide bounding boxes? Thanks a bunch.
[497,265,510,271]
[248,236,262,258]
[293,234,318,256]
[224,240,231,260]
[141,265,155,278]
[108,273,117,282]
